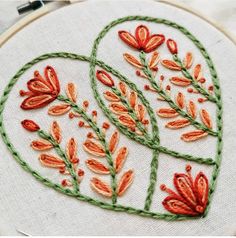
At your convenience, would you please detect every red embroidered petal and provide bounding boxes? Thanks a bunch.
[123,53,143,69]
[66,138,77,162]
[21,94,55,110]
[86,159,110,174]
[83,140,105,157]
[115,147,128,173]
[176,92,185,109]
[157,108,178,118]
[31,139,53,150]
[118,82,128,96]
[66,83,77,102]
[183,52,193,69]
[118,115,136,129]
[21,119,40,132]
[118,30,139,49]
[96,70,115,87]
[27,79,53,94]
[144,34,165,53]
[162,196,198,216]
[174,173,197,208]
[48,104,71,116]
[170,77,191,87]
[135,25,150,48]
[109,103,128,115]
[200,109,212,129]
[103,91,120,102]
[181,130,208,142]
[136,104,146,122]
[129,91,137,109]
[165,119,190,129]
[167,39,178,54]
[161,60,182,71]
[117,169,134,196]
[39,154,65,168]
[194,172,209,211]
[51,121,62,143]
[109,130,119,153]
[44,66,60,93]
[187,100,197,119]
[148,51,160,70]
[90,177,112,197]
[193,64,202,80]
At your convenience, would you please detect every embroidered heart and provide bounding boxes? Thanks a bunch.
[0,16,222,221]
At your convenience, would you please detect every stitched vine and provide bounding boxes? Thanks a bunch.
[0,15,223,220]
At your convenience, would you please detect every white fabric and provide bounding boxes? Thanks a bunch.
[0,0,236,235]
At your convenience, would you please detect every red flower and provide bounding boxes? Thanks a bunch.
[20,66,60,110]
[21,119,40,132]
[160,165,209,216]
[167,39,178,54]
[118,25,165,53]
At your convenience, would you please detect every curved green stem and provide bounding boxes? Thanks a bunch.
[57,94,118,204]
[173,54,217,103]
[38,130,80,193]
[139,51,218,136]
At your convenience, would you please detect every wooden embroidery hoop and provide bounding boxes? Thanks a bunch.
[0,0,235,47]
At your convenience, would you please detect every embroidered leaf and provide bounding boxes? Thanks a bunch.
[51,121,62,143]
[31,139,53,151]
[181,130,208,142]
[109,103,128,115]
[175,92,185,109]
[86,159,110,174]
[187,101,197,119]
[96,70,115,87]
[135,104,146,122]
[148,51,160,70]
[48,104,71,116]
[66,138,77,162]
[200,109,212,129]
[118,82,127,96]
[39,154,65,168]
[167,39,178,54]
[21,119,40,132]
[144,34,165,53]
[193,64,202,80]
[165,119,190,129]
[123,53,143,69]
[118,115,136,129]
[129,91,137,109]
[83,140,105,157]
[103,91,120,102]
[161,60,181,71]
[109,130,119,153]
[170,77,191,87]
[183,52,193,69]
[115,147,128,173]
[117,169,134,196]
[157,108,178,118]
[135,25,150,48]
[66,83,77,102]
[90,177,112,197]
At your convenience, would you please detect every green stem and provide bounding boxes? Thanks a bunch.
[139,51,218,136]
[37,130,80,193]
[173,54,217,103]
[57,95,118,204]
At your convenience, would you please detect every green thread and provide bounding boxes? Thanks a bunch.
[0,15,223,221]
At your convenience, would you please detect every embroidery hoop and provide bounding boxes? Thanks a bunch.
[0,0,235,235]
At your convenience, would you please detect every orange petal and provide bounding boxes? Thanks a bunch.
[66,138,77,162]
[200,109,212,129]
[21,94,55,110]
[51,121,62,143]
[193,64,202,80]
[183,52,193,69]
[135,104,146,122]
[161,60,182,71]
[118,115,136,129]
[148,51,160,70]
[194,172,209,211]
[167,39,178,54]
[165,119,190,129]
[115,147,128,173]
[157,108,178,118]
[170,77,191,87]
[109,130,119,153]
[135,25,150,48]
[66,83,77,102]
[39,154,65,168]
[144,34,165,53]
[90,177,112,197]
[117,169,134,196]
[118,82,127,96]
[48,104,71,116]
[176,92,185,109]
[27,79,53,94]
[86,159,109,174]
[187,100,197,119]
[181,130,208,142]
[118,30,139,49]
[103,91,120,102]
[109,103,128,115]
[129,91,137,109]
[96,70,114,87]
[21,119,40,132]
[83,140,105,157]
[31,139,53,150]
[44,66,60,93]
[123,53,143,69]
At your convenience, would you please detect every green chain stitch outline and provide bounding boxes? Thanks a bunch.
[89,16,223,216]
[0,14,223,219]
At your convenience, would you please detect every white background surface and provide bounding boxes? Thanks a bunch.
[0,0,236,236]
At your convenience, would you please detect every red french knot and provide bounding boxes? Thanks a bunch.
[161,165,209,216]
[20,66,60,110]
[118,25,165,53]
[21,119,40,132]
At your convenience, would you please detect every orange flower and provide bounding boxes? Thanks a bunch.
[20,66,60,110]
[118,25,165,53]
[160,165,209,216]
